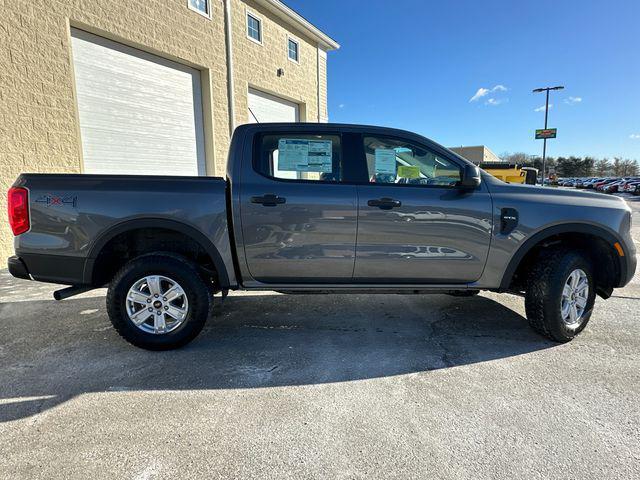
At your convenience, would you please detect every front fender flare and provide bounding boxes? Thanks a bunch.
[499,222,627,291]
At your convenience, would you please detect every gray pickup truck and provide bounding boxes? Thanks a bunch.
[7,123,636,349]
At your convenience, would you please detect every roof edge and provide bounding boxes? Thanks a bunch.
[255,0,340,51]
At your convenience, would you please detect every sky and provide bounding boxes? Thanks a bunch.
[283,0,640,159]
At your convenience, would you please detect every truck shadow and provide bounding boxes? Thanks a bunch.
[0,292,555,422]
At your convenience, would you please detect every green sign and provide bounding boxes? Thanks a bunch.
[535,128,557,139]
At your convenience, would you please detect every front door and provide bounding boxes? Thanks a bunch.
[353,134,493,283]
[240,131,358,283]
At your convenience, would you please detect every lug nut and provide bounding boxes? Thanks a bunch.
[154,294,159,298]
[148,307,153,312]
[147,299,151,303]
[163,297,167,301]
[164,306,169,310]
[157,311,162,315]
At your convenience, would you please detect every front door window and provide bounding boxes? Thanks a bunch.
[363,136,461,187]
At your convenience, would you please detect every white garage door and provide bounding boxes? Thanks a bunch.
[248,88,299,123]
[71,29,205,176]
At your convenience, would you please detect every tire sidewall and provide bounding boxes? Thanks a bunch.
[543,252,596,341]
[107,254,211,350]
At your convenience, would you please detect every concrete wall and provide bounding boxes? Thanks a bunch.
[0,0,329,261]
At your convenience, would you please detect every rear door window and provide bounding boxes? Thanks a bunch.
[255,134,343,182]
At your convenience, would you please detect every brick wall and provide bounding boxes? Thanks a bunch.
[0,0,330,261]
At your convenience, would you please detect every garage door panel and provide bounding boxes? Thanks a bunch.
[71,29,205,176]
[248,88,299,124]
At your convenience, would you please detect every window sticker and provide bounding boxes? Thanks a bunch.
[397,165,421,179]
[374,148,397,175]
[278,139,333,173]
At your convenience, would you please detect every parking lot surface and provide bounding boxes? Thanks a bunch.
[1,195,639,479]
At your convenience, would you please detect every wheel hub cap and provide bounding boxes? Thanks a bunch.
[561,269,589,327]
[126,275,189,335]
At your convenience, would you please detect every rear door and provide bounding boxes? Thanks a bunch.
[239,130,358,283]
[353,133,493,283]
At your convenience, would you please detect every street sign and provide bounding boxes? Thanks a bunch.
[535,128,557,139]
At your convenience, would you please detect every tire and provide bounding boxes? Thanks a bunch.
[524,248,596,342]
[106,253,213,350]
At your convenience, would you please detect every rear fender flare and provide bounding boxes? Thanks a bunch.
[84,218,230,287]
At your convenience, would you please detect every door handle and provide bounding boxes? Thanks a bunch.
[367,198,402,210]
[251,194,286,207]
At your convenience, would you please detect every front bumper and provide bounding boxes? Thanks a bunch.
[8,256,31,280]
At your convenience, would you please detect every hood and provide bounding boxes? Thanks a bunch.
[484,176,631,210]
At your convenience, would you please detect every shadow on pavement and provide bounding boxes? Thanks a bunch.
[0,292,555,422]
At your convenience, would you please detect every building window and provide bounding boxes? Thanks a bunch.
[247,13,262,44]
[288,38,299,62]
[187,0,210,18]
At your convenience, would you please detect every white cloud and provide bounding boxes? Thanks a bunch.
[564,96,582,105]
[469,84,508,102]
[338,103,345,109]
[630,133,640,139]
[469,88,490,102]
[534,104,553,112]
[485,98,507,106]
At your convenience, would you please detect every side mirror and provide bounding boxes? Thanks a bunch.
[459,164,481,189]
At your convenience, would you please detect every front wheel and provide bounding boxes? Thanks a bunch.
[525,249,596,342]
[106,253,213,350]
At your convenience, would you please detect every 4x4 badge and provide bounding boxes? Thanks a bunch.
[35,194,78,208]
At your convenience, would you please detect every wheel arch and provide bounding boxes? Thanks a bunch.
[500,222,627,294]
[84,218,230,288]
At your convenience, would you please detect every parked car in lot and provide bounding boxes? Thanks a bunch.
[625,181,640,194]
[584,178,606,189]
[575,178,593,188]
[7,123,637,349]
[595,178,619,191]
[603,179,625,194]
[620,178,640,193]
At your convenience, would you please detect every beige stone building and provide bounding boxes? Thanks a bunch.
[0,0,339,260]
[449,146,501,165]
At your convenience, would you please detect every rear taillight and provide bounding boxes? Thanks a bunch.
[8,187,30,235]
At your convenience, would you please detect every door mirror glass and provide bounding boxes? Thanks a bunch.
[459,164,481,189]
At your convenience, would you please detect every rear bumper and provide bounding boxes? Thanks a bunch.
[9,253,86,285]
[8,256,31,280]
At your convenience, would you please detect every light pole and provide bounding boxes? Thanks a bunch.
[533,85,564,185]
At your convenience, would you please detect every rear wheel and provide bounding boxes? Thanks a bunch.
[106,253,213,350]
[525,248,596,342]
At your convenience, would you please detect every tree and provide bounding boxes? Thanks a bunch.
[620,159,639,176]
[594,158,611,176]
[500,152,531,164]
[496,151,636,178]
[612,157,623,176]
[582,156,595,176]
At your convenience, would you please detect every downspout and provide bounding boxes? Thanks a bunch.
[224,0,236,135]
[316,47,321,122]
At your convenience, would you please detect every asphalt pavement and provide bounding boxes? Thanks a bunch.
[1,194,638,479]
